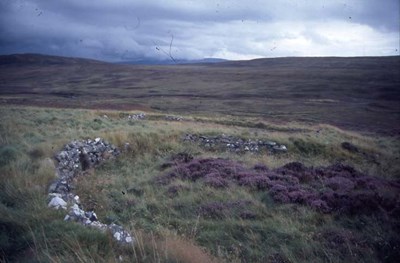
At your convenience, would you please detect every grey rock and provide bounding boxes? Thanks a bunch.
[85,211,98,222]
[48,196,67,210]
[273,145,287,152]
[109,223,134,244]
[48,180,59,193]
[128,113,146,120]
[264,141,277,146]
[165,115,183,121]
[184,133,287,154]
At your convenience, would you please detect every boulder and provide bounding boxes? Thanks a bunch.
[48,196,67,210]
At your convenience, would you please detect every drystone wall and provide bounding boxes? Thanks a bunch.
[47,138,134,244]
[184,133,287,153]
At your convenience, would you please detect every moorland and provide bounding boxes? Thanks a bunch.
[0,54,399,263]
[1,54,399,134]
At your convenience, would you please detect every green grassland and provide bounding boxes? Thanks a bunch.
[1,105,399,262]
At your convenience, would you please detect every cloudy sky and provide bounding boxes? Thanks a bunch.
[0,0,399,61]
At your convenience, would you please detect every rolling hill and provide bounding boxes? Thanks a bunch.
[1,53,399,134]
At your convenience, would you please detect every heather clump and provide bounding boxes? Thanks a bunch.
[253,164,269,172]
[324,176,356,192]
[204,173,230,188]
[237,174,271,190]
[159,158,400,217]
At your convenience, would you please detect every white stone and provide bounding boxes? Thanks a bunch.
[64,215,70,221]
[48,193,62,198]
[125,236,133,243]
[91,221,107,231]
[71,204,84,217]
[48,196,67,210]
[114,232,121,241]
[273,145,287,151]
[95,137,101,143]
[74,195,80,204]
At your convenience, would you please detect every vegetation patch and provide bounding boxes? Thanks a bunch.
[1,106,399,262]
[0,145,19,167]
[158,157,400,217]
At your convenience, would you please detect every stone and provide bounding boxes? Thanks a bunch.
[128,113,146,120]
[48,138,133,246]
[70,204,85,218]
[48,181,59,193]
[85,211,98,221]
[48,196,67,210]
[184,133,287,154]
[273,145,287,152]
[109,223,134,244]
[265,141,277,146]
[48,193,63,198]
[165,115,183,121]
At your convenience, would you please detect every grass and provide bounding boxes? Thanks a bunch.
[0,105,399,262]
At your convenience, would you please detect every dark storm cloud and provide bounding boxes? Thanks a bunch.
[0,0,398,61]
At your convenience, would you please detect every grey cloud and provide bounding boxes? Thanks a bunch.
[0,0,398,61]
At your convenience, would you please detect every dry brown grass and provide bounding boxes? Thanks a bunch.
[160,236,219,263]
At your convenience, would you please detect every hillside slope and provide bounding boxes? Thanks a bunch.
[1,54,399,134]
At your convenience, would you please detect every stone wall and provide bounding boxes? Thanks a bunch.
[47,138,134,245]
[184,133,287,153]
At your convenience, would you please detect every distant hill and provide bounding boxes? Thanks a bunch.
[0,53,228,66]
[2,53,397,69]
[216,56,400,70]
[0,53,108,66]
[119,57,227,65]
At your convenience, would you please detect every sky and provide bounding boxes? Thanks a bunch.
[0,0,399,62]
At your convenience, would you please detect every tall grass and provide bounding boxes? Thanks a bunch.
[1,105,399,262]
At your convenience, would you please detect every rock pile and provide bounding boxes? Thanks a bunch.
[48,138,134,245]
[128,113,146,120]
[165,115,183,121]
[183,134,287,153]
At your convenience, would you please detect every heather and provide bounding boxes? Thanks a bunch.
[158,158,400,217]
